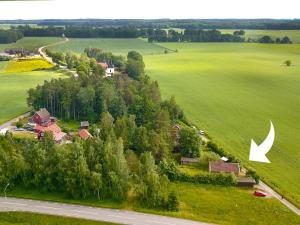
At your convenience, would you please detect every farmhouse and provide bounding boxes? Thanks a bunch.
[209,160,240,175]
[35,123,66,143]
[32,108,51,126]
[78,129,92,140]
[32,108,65,143]
[98,62,115,77]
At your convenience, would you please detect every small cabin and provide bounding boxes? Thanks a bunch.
[80,121,89,129]
[209,160,240,176]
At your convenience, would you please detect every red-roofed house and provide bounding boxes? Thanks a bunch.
[78,129,92,140]
[98,62,108,69]
[209,160,240,175]
[35,123,66,143]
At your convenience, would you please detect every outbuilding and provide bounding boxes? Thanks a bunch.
[209,160,240,175]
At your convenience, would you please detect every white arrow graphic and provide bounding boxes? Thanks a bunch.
[249,121,275,163]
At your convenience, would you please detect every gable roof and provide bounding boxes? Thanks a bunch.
[78,129,92,140]
[35,123,61,133]
[35,108,50,119]
[209,160,240,174]
[80,121,89,127]
[98,62,108,69]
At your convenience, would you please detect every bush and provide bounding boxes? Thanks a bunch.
[167,192,179,211]
[15,121,24,128]
[246,167,260,184]
[284,60,291,66]
[200,151,220,163]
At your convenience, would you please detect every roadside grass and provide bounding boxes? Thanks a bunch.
[0,37,64,52]
[2,182,300,225]
[0,71,64,124]
[4,58,53,73]
[0,212,119,225]
[48,38,166,55]
[144,42,300,207]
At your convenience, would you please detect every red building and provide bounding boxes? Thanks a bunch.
[32,108,51,126]
[32,108,65,143]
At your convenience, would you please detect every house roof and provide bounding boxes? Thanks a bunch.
[35,123,61,133]
[78,129,92,140]
[36,108,50,119]
[237,176,256,184]
[209,160,240,174]
[181,157,199,163]
[35,123,65,141]
[98,62,108,69]
[80,121,89,127]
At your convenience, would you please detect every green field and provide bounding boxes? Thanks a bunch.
[0,37,63,52]
[220,29,300,43]
[48,38,166,55]
[144,43,300,206]
[0,212,119,225]
[0,70,63,124]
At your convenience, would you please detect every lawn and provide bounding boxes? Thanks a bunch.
[219,29,300,43]
[48,38,166,55]
[0,71,63,124]
[4,58,53,73]
[0,37,64,52]
[0,212,119,225]
[144,42,300,207]
[3,182,300,225]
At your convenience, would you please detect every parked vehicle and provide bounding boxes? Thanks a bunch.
[254,190,267,197]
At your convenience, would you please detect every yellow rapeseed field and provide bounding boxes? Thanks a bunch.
[5,58,53,73]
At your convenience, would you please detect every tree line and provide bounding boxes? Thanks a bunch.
[0,29,23,44]
[3,19,300,30]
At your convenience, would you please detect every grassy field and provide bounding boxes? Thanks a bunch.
[0,37,64,52]
[3,182,300,225]
[48,38,166,55]
[220,29,300,43]
[4,58,53,73]
[0,70,63,124]
[0,212,119,225]
[144,43,300,206]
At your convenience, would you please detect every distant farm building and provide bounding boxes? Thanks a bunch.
[180,157,199,165]
[78,129,92,140]
[209,160,240,175]
[32,108,65,143]
[98,62,115,77]
[80,121,89,129]
[32,108,51,126]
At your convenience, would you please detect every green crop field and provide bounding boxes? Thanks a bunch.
[0,37,64,52]
[220,29,300,43]
[48,38,166,55]
[0,212,119,225]
[144,42,300,206]
[0,70,63,124]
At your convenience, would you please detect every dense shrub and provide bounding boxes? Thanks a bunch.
[206,141,241,163]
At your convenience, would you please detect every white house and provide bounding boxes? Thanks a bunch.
[98,62,115,77]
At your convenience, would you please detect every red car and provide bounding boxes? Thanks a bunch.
[254,190,267,197]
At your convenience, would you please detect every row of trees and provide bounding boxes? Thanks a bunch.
[0,131,176,209]
[0,29,23,44]
[258,35,292,44]
[148,29,244,43]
